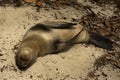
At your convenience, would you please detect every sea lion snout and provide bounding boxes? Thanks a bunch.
[16,47,37,68]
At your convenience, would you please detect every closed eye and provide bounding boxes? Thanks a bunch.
[20,57,29,61]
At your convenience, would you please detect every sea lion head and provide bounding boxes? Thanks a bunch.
[15,46,38,69]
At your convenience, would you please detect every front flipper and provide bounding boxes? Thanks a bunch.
[52,40,73,53]
[41,20,77,29]
[30,20,77,32]
[30,23,51,31]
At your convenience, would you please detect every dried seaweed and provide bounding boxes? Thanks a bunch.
[90,0,120,10]
[0,0,81,9]
[78,6,120,70]
[0,0,22,6]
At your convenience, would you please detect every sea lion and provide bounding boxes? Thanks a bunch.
[15,20,113,69]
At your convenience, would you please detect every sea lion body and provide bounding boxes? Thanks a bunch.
[16,20,89,68]
[15,20,112,69]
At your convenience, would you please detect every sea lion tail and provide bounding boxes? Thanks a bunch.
[89,32,113,50]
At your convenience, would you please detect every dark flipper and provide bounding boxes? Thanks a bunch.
[30,23,51,31]
[41,21,77,29]
[30,21,77,32]
[52,39,74,54]
[89,32,113,50]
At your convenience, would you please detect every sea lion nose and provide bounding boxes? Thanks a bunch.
[20,55,30,61]
[16,49,32,68]
[17,55,29,67]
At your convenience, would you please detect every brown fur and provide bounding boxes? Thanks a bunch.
[16,20,111,69]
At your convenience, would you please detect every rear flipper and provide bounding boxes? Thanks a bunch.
[89,32,113,50]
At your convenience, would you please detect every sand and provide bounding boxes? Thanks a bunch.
[0,1,120,80]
